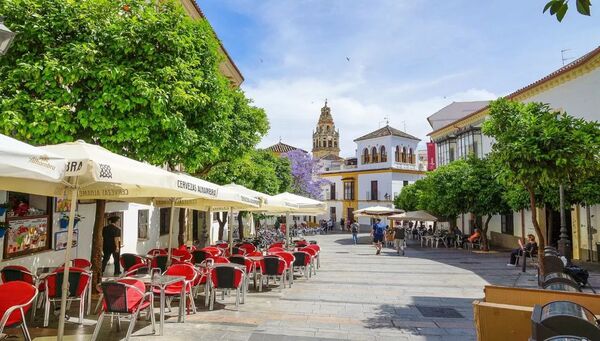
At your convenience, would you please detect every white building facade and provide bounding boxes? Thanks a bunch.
[319,126,426,230]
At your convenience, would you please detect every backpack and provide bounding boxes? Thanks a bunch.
[373,224,385,236]
[564,265,589,286]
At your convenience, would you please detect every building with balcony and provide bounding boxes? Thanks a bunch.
[319,125,426,229]
[426,45,600,259]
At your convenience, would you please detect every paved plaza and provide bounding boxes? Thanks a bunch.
[20,233,600,341]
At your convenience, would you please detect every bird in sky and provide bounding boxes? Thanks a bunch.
[346,57,351,61]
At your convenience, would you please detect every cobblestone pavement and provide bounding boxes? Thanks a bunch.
[25,233,600,341]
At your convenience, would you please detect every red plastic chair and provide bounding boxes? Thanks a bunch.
[294,240,309,248]
[238,242,256,253]
[201,247,222,257]
[0,281,37,341]
[91,279,155,341]
[304,244,321,269]
[171,248,192,263]
[70,258,92,270]
[191,250,211,265]
[120,253,148,272]
[208,266,245,310]
[269,242,285,249]
[215,242,229,250]
[0,265,35,285]
[272,251,296,288]
[292,251,312,279]
[153,264,197,314]
[43,267,91,327]
[300,247,318,276]
[268,247,285,253]
[123,263,150,277]
[246,251,263,257]
[150,255,169,273]
[258,255,287,291]
[208,256,230,264]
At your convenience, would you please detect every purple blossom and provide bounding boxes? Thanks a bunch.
[282,150,330,199]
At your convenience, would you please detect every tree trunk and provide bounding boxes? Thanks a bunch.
[178,208,185,246]
[215,212,227,241]
[481,214,492,251]
[528,187,546,275]
[237,212,245,240]
[91,199,106,293]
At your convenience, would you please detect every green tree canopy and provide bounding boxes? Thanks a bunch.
[0,0,268,173]
[394,182,422,212]
[543,0,592,22]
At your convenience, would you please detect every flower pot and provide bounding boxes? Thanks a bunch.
[0,207,6,216]
[59,219,69,229]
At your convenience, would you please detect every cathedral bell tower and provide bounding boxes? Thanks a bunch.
[312,100,340,159]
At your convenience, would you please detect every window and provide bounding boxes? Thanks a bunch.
[395,146,400,162]
[402,147,407,163]
[408,148,414,163]
[330,207,336,221]
[138,209,149,240]
[456,129,483,160]
[380,146,387,162]
[362,148,370,164]
[343,181,354,200]
[159,208,171,236]
[370,181,378,200]
[328,140,332,147]
[403,180,409,187]
[3,192,52,259]
[330,183,336,200]
[371,147,378,163]
[501,214,514,235]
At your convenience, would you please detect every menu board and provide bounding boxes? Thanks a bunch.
[54,228,79,251]
[5,216,49,257]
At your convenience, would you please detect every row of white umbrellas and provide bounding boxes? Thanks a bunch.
[354,206,438,222]
[0,134,325,340]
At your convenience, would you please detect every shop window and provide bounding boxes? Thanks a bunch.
[3,192,52,259]
[160,208,171,236]
[138,209,149,240]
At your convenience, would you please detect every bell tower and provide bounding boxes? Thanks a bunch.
[312,100,340,159]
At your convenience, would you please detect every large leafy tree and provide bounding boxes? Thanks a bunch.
[394,182,421,212]
[0,0,268,286]
[419,160,472,228]
[483,98,600,273]
[465,156,510,251]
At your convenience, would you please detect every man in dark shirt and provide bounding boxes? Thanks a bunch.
[102,216,122,275]
[393,225,406,256]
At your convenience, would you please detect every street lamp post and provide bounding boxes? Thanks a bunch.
[557,184,572,261]
[0,18,16,55]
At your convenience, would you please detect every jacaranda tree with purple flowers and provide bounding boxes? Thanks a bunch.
[282,149,330,199]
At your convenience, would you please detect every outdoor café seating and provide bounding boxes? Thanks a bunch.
[0,281,38,341]
[91,279,155,341]
[271,252,295,288]
[200,247,222,257]
[150,255,169,273]
[191,250,211,265]
[0,265,35,285]
[299,247,318,276]
[42,267,91,327]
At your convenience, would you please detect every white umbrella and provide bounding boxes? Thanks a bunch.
[389,210,438,222]
[270,192,327,245]
[223,184,299,213]
[0,134,66,195]
[353,206,403,217]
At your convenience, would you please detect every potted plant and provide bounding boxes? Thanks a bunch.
[59,213,82,229]
[0,221,8,238]
[0,203,8,216]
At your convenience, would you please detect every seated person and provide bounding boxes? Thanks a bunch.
[467,228,481,243]
[507,234,537,266]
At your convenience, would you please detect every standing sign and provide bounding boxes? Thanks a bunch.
[426,142,436,171]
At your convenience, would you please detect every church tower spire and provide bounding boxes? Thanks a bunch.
[312,100,340,159]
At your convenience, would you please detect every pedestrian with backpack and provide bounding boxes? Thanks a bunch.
[393,224,406,256]
[351,220,359,245]
[371,219,386,255]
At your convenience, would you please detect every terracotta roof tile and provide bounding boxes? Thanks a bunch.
[354,125,420,142]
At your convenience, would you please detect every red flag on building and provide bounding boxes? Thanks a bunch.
[426,142,436,171]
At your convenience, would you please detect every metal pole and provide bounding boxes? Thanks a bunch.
[285,212,291,247]
[557,184,572,261]
[587,204,593,262]
[228,208,233,254]
[521,209,526,273]
[57,185,78,341]
[167,199,175,264]
[206,208,213,246]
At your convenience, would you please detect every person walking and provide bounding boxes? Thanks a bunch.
[101,216,122,276]
[393,225,406,256]
[371,219,386,255]
[351,220,359,245]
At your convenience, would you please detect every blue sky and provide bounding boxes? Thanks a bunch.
[198,0,600,157]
